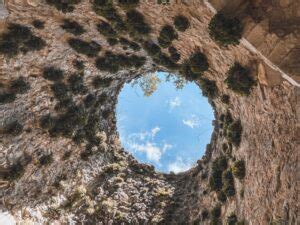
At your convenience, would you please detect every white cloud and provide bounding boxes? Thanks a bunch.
[162,143,172,152]
[169,97,181,109]
[182,115,200,129]
[168,157,191,173]
[130,142,162,163]
[151,127,161,137]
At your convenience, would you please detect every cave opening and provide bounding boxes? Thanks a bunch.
[116,72,214,173]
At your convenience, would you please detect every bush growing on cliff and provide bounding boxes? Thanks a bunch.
[61,19,85,36]
[32,20,45,29]
[0,23,46,57]
[3,121,23,136]
[92,76,112,89]
[174,15,190,32]
[210,204,222,225]
[232,160,246,180]
[118,0,139,9]
[40,114,55,129]
[209,12,243,46]
[189,51,209,74]
[1,161,25,181]
[221,94,230,104]
[225,63,256,96]
[10,77,30,94]
[119,37,141,51]
[199,78,218,99]
[43,67,64,81]
[51,82,71,103]
[168,46,181,62]
[68,38,101,57]
[97,21,117,38]
[126,10,151,35]
[158,25,178,48]
[226,120,242,147]
[39,153,54,166]
[67,74,87,94]
[222,169,235,197]
[143,40,161,57]
[46,0,80,13]
[227,214,238,225]
[209,156,228,191]
[0,92,16,104]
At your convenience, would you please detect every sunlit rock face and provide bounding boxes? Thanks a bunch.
[0,0,298,224]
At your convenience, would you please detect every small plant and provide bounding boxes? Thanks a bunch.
[226,120,242,147]
[232,160,246,180]
[43,67,64,81]
[0,92,16,104]
[168,46,180,62]
[227,214,238,225]
[46,0,81,13]
[199,78,218,99]
[118,0,139,9]
[225,63,256,96]
[97,21,117,38]
[210,204,221,225]
[158,25,178,48]
[209,156,228,191]
[92,76,112,89]
[153,52,178,70]
[209,12,243,46]
[3,121,23,136]
[119,37,140,51]
[32,20,45,29]
[174,15,190,32]
[22,35,46,52]
[10,77,30,94]
[68,38,101,57]
[107,38,119,46]
[1,161,25,181]
[61,19,85,35]
[189,51,209,74]
[51,82,71,102]
[217,191,227,203]
[221,94,230,104]
[126,10,151,35]
[143,40,161,57]
[222,169,235,197]
[67,74,87,94]
[73,59,85,70]
[40,114,55,129]
[39,153,54,166]
[84,93,96,108]
[180,63,199,81]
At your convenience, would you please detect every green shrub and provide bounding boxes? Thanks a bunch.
[72,128,86,144]
[209,156,227,191]
[210,204,221,225]
[118,0,139,9]
[92,76,112,88]
[143,40,161,57]
[189,51,209,74]
[209,13,243,46]
[39,153,54,166]
[84,93,96,108]
[51,82,70,102]
[174,15,190,31]
[95,52,145,73]
[201,209,209,220]
[222,169,235,197]
[225,63,256,96]
[32,20,45,29]
[199,78,218,99]
[10,77,30,94]
[40,114,55,129]
[168,46,180,62]
[1,161,25,181]
[73,59,85,70]
[107,37,119,46]
[0,23,46,57]
[3,121,23,136]
[0,92,16,104]
[226,120,242,146]
[68,38,101,57]
[43,67,64,81]
[153,52,178,70]
[46,0,80,13]
[67,74,87,94]
[221,94,230,104]
[61,19,85,35]
[217,191,227,203]
[97,21,117,38]
[158,25,178,48]
[227,214,238,225]
[22,35,46,52]
[180,63,199,81]
[119,37,141,51]
[126,10,151,35]
[232,160,246,180]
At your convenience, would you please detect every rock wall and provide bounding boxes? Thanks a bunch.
[0,0,298,224]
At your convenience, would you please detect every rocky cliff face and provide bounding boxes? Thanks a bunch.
[0,0,298,224]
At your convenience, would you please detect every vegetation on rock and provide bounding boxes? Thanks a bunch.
[3,121,23,136]
[174,15,190,32]
[158,25,178,48]
[68,38,101,57]
[209,13,243,46]
[46,0,80,13]
[232,160,246,180]
[43,67,64,81]
[61,19,85,35]
[225,63,256,96]
[10,77,30,94]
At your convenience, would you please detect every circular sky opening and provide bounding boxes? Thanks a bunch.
[116,72,214,173]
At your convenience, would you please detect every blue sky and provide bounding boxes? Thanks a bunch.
[116,72,214,173]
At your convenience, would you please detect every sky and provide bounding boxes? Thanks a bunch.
[116,72,214,173]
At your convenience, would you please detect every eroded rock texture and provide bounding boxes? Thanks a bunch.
[0,0,298,224]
